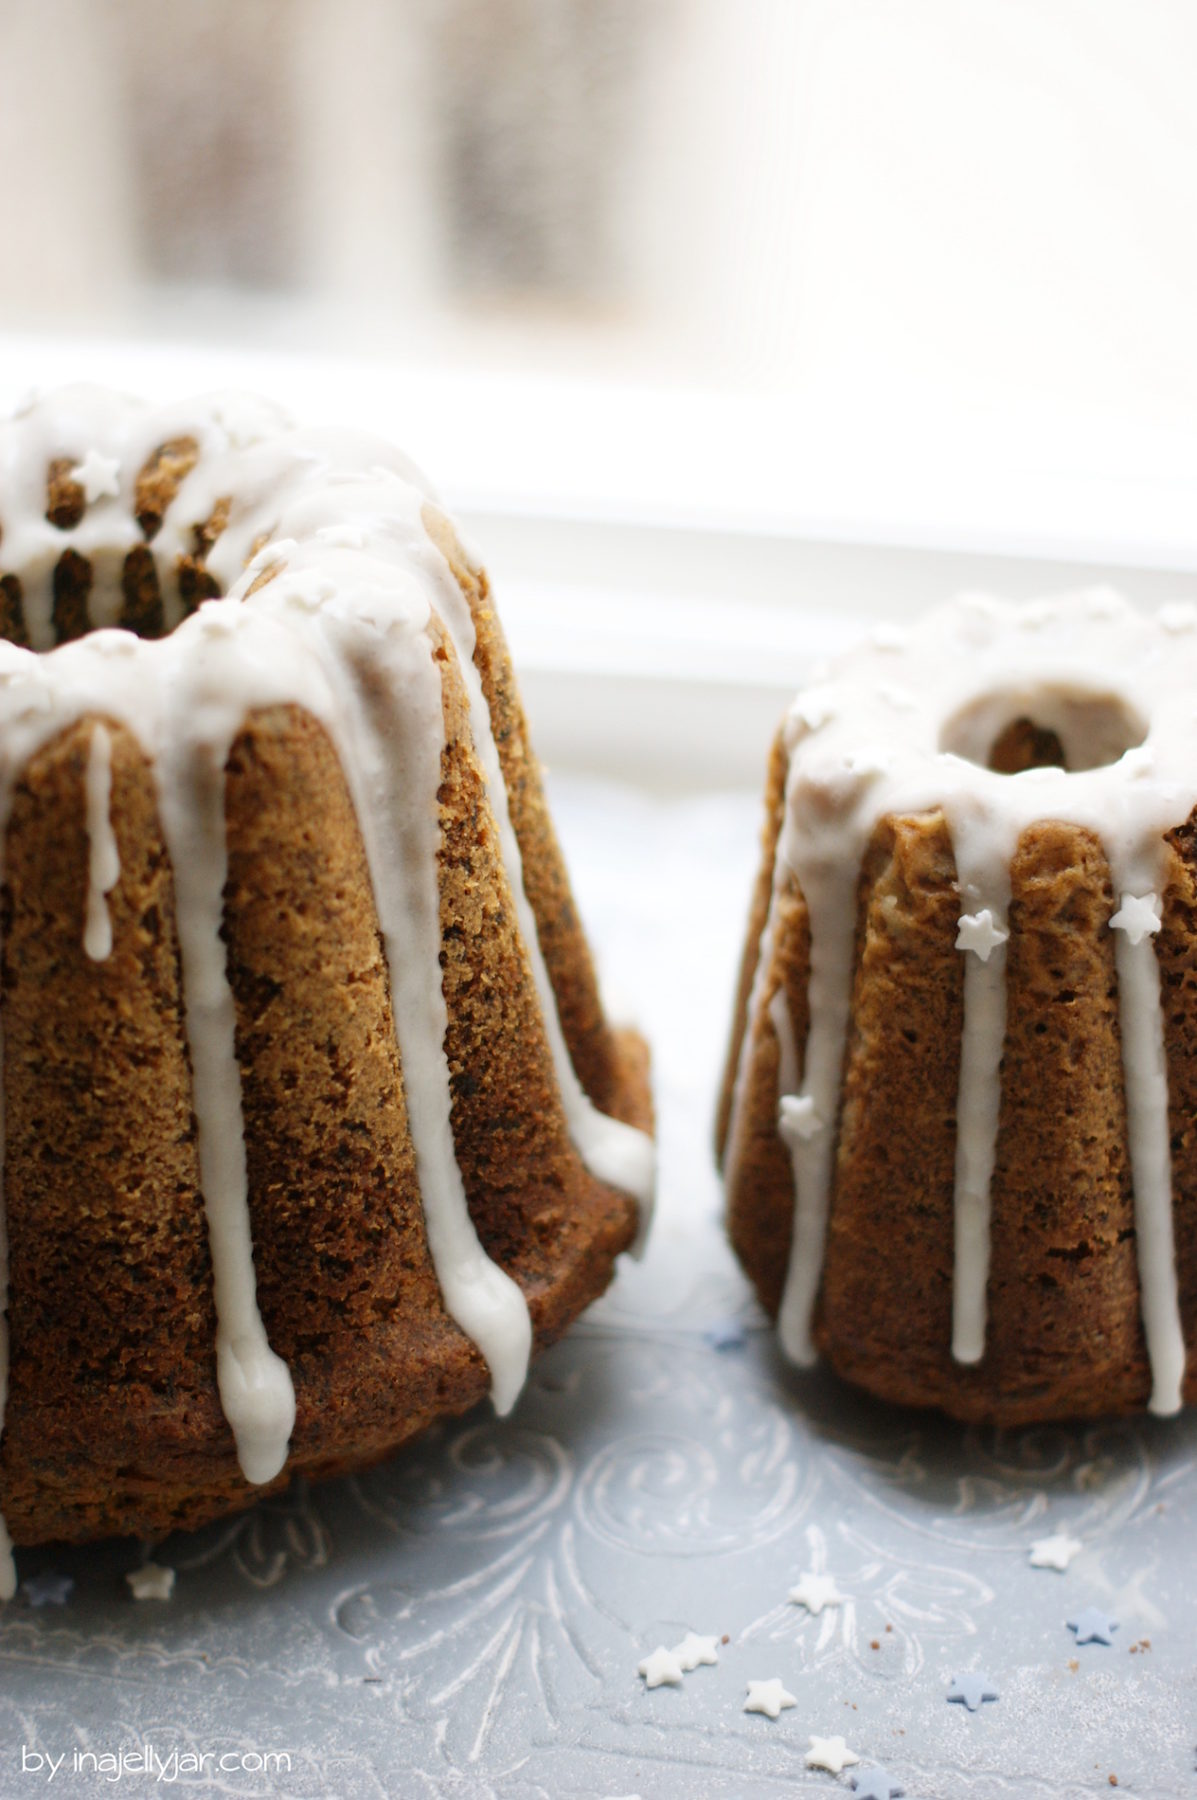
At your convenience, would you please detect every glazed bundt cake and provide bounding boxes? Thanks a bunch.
[0,386,654,1593]
[718,592,1197,1426]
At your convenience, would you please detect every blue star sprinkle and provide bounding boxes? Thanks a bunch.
[703,1319,747,1352]
[947,1671,1000,1711]
[22,1571,75,1608]
[1068,1606,1120,1646]
[850,1769,905,1799]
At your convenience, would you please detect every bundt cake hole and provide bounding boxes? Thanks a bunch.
[941,685,1147,774]
[0,442,235,648]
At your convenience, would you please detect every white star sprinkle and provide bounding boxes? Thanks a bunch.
[792,689,836,732]
[779,1095,822,1144]
[805,1735,861,1774]
[672,1631,719,1671]
[844,746,893,777]
[126,1562,174,1601]
[315,523,367,551]
[69,448,121,504]
[955,909,1009,962]
[637,1645,684,1688]
[1159,602,1197,634]
[196,602,242,638]
[1109,892,1162,945]
[877,683,917,711]
[787,1571,845,1615]
[743,1678,797,1718]
[1029,1531,1083,1572]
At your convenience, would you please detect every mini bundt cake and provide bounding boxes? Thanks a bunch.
[718,592,1197,1426]
[0,385,654,1592]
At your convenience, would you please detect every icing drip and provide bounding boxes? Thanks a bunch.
[949,826,1014,1367]
[1108,867,1186,1416]
[83,722,119,961]
[293,571,533,1413]
[156,678,296,1486]
[951,933,1008,1364]
[726,590,1194,1409]
[774,841,857,1368]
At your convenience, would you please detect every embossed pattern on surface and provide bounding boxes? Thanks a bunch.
[1,779,1193,1799]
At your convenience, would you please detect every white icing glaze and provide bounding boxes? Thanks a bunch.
[727,589,1194,1413]
[83,722,119,961]
[0,386,653,1573]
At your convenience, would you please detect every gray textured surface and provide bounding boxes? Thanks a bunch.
[1,779,1194,1799]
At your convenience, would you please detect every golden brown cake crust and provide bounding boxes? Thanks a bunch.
[727,798,1197,1426]
[716,727,788,1166]
[0,556,651,1547]
[423,505,626,1117]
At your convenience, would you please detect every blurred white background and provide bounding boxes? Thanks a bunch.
[1,0,1196,783]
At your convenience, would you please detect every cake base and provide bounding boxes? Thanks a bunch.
[4,1028,650,1548]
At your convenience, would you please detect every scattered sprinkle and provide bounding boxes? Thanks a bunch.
[1029,1532,1083,1572]
[788,1571,845,1615]
[955,909,1009,962]
[126,1562,175,1602]
[69,448,121,504]
[196,602,241,639]
[1159,602,1197,633]
[743,1678,797,1719]
[1109,893,1162,945]
[779,1095,823,1145]
[1068,1606,1120,1646]
[805,1734,861,1774]
[703,1319,747,1352]
[947,1671,999,1711]
[792,689,836,733]
[637,1645,684,1689]
[22,1572,74,1607]
[671,1632,719,1672]
[315,523,367,551]
[850,1769,905,1799]
[843,746,893,778]
[1120,745,1155,779]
